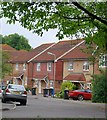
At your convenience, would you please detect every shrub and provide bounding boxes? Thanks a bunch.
[92,74,107,103]
[56,81,76,98]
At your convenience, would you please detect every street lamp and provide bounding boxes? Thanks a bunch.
[47,52,56,97]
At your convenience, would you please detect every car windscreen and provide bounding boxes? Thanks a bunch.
[8,85,25,91]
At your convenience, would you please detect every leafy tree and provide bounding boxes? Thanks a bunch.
[0,2,107,52]
[2,33,32,51]
[0,50,12,79]
[0,35,3,44]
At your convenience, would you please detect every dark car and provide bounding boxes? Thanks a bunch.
[2,84,27,105]
[68,89,92,101]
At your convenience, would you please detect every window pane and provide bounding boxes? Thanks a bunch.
[83,62,89,71]
[23,63,26,70]
[47,62,52,71]
[37,63,41,71]
[16,63,18,70]
[68,62,73,70]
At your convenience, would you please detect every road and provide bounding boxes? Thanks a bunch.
[1,94,106,118]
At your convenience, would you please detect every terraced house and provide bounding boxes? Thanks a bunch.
[1,39,106,94]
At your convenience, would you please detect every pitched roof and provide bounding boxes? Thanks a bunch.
[1,44,17,51]
[1,44,28,62]
[32,39,84,62]
[60,42,91,60]
[11,43,54,63]
[64,73,86,82]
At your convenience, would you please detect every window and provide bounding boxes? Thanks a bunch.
[23,63,26,70]
[47,62,52,71]
[99,55,107,67]
[68,62,73,71]
[16,63,18,70]
[83,61,89,71]
[37,63,41,71]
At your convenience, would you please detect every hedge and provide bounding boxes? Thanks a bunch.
[92,74,107,103]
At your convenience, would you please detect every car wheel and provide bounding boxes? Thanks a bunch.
[78,95,84,101]
[1,98,6,103]
[20,100,27,106]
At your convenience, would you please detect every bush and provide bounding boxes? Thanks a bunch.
[56,81,76,98]
[92,74,107,103]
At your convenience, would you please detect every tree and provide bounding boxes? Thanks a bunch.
[0,50,12,80]
[0,2,107,53]
[2,33,32,51]
[92,74,107,103]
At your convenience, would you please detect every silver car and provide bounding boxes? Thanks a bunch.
[2,84,27,105]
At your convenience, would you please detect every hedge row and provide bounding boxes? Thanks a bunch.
[92,74,107,103]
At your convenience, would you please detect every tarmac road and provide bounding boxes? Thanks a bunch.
[1,94,106,119]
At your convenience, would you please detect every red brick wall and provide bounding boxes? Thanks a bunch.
[27,62,34,88]
[55,60,63,81]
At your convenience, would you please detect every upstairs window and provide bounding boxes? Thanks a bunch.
[68,62,73,71]
[37,63,41,71]
[47,62,52,71]
[83,61,89,71]
[23,63,26,70]
[99,55,107,67]
[16,63,19,70]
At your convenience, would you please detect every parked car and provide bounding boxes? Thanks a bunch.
[68,89,92,101]
[0,85,6,97]
[2,84,27,105]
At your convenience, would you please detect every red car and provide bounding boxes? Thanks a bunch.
[68,89,92,101]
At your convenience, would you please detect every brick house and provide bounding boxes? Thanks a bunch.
[31,39,84,93]
[60,42,102,89]
[1,44,28,85]
[2,43,56,87]
[2,41,106,93]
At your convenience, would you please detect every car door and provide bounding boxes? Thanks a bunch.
[83,90,92,99]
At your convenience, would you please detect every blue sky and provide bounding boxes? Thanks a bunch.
[1,18,70,48]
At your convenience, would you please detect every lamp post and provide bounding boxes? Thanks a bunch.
[47,52,56,97]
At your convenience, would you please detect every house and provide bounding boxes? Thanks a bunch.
[2,40,106,94]
[2,43,55,88]
[31,39,84,93]
[60,42,102,89]
[1,44,28,85]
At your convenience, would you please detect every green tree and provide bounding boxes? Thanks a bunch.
[2,33,32,51]
[0,50,12,80]
[0,2,107,52]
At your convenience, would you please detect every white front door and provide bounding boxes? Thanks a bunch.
[38,80,41,93]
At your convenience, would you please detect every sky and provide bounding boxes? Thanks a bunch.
[1,18,70,48]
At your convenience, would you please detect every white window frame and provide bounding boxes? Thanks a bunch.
[99,54,107,68]
[83,61,89,71]
[47,62,52,71]
[37,63,41,71]
[23,63,26,70]
[68,62,73,71]
[16,63,19,70]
